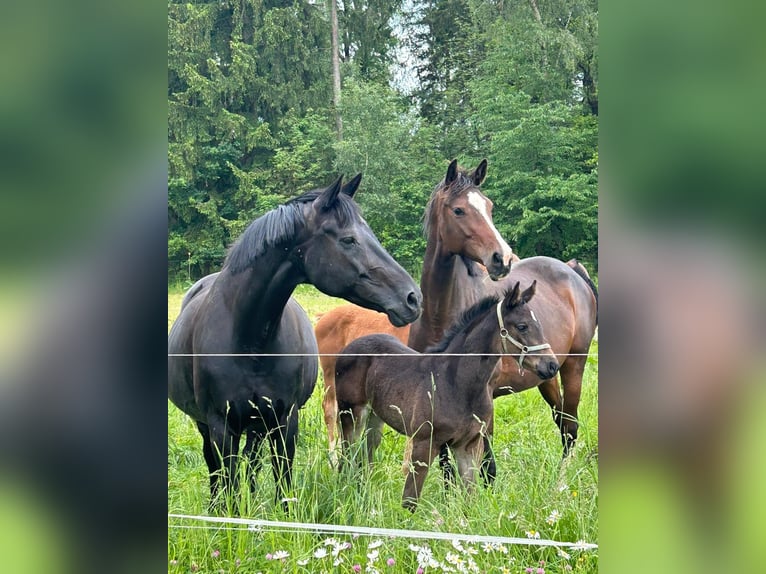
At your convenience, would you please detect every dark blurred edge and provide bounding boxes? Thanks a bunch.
[1,1,765,573]
[0,1,168,573]
[601,1,766,574]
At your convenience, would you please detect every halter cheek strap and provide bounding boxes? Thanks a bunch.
[496,301,551,375]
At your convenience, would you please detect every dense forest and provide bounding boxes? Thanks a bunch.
[168,0,598,282]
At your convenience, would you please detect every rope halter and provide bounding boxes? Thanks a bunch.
[496,300,551,375]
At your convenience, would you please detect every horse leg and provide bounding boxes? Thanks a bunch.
[196,422,221,501]
[536,376,567,453]
[365,411,384,465]
[453,436,485,495]
[438,445,456,488]
[558,356,586,456]
[338,402,369,470]
[268,408,298,511]
[321,358,340,468]
[402,440,439,512]
[243,431,265,493]
[479,417,496,486]
[206,416,241,512]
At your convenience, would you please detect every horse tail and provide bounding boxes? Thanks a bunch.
[567,259,598,324]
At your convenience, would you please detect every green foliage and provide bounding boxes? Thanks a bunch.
[333,78,444,273]
[167,0,598,281]
[339,0,404,83]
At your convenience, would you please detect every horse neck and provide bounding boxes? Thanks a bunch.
[441,312,501,394]
[218,248,304,349]
[412,227,485,350]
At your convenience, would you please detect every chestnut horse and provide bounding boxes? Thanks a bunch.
[168,175,422,510]
[316,159,513,464]
[335,282,558,511]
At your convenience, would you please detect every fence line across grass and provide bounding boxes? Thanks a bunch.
[168,513,597,551]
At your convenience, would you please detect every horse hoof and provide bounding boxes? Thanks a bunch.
[402,498,418,513]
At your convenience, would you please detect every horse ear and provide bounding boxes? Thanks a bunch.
[341,173,362,198]
[520,280,537,304]
[317,175,344,211]
[472,159,488,186]
[505,281,521,309]
[445,159,458,186]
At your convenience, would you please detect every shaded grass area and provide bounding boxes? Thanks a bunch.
[168,285,598,572]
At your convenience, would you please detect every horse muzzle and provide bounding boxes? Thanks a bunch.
[536,358,560,380]
[385,289,422,326]
[486,252,511,280]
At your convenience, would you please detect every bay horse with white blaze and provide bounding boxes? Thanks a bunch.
[168,174,422,510]
[335,282,558,511]
[316,159,513,464]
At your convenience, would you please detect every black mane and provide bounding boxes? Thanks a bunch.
[425,294,501,354]
[223,187,361,275]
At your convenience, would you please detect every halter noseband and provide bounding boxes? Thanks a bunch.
[496,300,551,375]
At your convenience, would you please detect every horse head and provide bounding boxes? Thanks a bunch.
[499,281,559,379]
[429,159,513,280]
[299,175,422,327]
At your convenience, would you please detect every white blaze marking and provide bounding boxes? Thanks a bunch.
[531,310,538,323]
[467,191,513,266]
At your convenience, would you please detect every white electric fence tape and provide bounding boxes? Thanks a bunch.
[168,513,597,551]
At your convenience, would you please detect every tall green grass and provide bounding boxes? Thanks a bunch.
[168,286,598,572]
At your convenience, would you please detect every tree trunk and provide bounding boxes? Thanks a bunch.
[329,0,342,140]
[528,0,542,23]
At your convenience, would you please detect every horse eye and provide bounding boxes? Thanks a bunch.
[453,208,465,216]
[516,323,528,332]
[340,236,357,246]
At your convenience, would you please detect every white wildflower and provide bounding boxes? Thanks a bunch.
[313,548,328,559]
[446,552,462,565]
[546,509,561,525]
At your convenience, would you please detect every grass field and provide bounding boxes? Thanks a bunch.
[168,285,598,573]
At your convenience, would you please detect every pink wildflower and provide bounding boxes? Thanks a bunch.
[387,557,395,566]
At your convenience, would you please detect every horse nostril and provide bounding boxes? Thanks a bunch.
[491,252,503,267]
[406,291,419,309]
[549,361,560,377]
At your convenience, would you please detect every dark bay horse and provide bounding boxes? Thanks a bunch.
[314,306,409,466]
[335,282,558,511]
[470,256,598,478]
[433,255,597,483]
[168,174,422,509]
[316,159,513,463]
